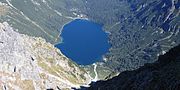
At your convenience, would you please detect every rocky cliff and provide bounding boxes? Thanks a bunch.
[85,44,180,90]
[0,22,91,90]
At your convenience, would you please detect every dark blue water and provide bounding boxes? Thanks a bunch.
[55,19,110,65]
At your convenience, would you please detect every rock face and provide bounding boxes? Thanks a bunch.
[0,22,91,90]
[85,44,180,90]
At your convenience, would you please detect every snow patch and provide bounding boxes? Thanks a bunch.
[162,51,166,55]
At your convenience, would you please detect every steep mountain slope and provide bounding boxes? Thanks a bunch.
[85,44,180,90]
[0,0,86,44]
[84,0,180,79]
[0,22,91,90]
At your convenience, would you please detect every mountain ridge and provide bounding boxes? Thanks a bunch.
[84,44,180,90]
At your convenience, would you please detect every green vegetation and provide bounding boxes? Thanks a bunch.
[0,0,85,44]
[84,0,180,78]
[0,0,179,80]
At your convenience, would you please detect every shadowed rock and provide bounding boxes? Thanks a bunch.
[84,45,180,90]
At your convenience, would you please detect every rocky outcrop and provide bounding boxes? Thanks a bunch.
[85,45,180,90]
[0,22,91,90]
